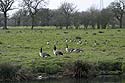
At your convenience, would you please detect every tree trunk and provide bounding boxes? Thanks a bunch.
[14,18,16,26]
[66,25,68,29]
[17,17,21,26]
[3,12,7,30]
[31,15,35,30]
[65,16,70,29]
[66,20,69,29]
[119,17,122,28]
[97,22,100,29]
[92,24,95,29]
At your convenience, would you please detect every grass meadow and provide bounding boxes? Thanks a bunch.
[0,27,125,79]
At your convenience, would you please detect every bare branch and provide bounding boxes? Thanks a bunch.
[0,0,15,29]
[22,0,47,29]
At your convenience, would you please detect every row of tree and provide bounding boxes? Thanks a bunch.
[0,0,125,29]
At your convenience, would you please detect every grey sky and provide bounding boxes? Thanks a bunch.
[47,0,115,11]
[10,0,115,16]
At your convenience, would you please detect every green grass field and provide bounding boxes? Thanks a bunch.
[0,27,125,75]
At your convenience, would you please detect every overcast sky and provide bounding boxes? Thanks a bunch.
[10,0,115,16]
[47,0,115,11]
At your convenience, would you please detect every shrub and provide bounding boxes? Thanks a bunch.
[0,63,20,81]
[112,62,122,71]
[32,63,62,74]
[117,30,121,32]
[85,32,88,34]
[0,41,3,44]
[45,64,62,74]
[75,36,82,40]
[64,31,69,34]
[98,31,104,33]
[98,61,112,71]
[98,61,122,72]
[5,31,11,33]
[33,65,45,73]
[92,33,97,35]
[122,63,125,73]
[16,67,34,81]
[63,60,97,78]
[73,60,97,78]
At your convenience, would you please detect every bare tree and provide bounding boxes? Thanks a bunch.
[88,7,99,29]
[12,9,26,26]
[81,12,90,29]
[59,2,77,29]
[109,0,125,28]
[0,0,14,29]
[22,0,46,29]
[100,8,113,29]
[72,12,81,29]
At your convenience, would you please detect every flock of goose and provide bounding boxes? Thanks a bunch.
[39,42,83,58]
[39,37,110,58]
[39,44,84,58]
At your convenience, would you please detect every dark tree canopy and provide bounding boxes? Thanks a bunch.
[7,0,125,29]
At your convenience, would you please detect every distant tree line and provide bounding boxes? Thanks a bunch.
[0,0,125,29]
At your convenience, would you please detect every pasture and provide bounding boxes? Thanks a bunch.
[0,27,125,76]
